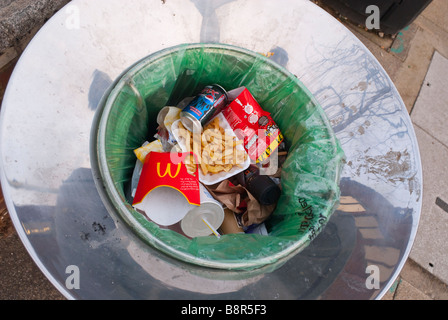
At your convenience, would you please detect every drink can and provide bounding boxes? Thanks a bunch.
[180,84,228,131]
[238,164,281,206]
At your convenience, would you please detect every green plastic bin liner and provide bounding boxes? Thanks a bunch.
[92,43,345,270]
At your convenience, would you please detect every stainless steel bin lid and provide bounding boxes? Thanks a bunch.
[0,0,422,300]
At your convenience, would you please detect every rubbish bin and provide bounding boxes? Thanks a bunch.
[320,0,433,35]
[92,43,345,271]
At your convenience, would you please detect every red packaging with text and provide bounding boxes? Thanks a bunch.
[132,152,201,207]
[222,87,284,163]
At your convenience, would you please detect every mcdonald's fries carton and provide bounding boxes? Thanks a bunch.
[132,152,201,226]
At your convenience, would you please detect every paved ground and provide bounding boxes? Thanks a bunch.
[313,0,448,300]
[1,0,448,300]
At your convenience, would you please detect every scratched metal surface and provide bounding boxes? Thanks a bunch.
[0,0,422,299]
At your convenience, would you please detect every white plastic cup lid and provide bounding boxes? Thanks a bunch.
[181,203,224,238]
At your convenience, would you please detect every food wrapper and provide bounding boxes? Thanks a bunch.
[223,87,284,163]
[133,139,164,162]
[204,179,275,227]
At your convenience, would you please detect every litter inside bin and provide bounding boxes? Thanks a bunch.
[131,87,281,239]
[94,43,345,270]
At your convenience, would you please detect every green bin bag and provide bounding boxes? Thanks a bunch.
[93,43,345,270]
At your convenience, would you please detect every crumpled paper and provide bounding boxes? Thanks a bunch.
[204,180,276,227]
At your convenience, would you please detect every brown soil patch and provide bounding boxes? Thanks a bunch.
[0,185,14,238]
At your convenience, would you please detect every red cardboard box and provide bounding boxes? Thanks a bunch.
[222,87,284,163]
[133,152,200,206]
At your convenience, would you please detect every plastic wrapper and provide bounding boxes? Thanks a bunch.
[97,43,345,270]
